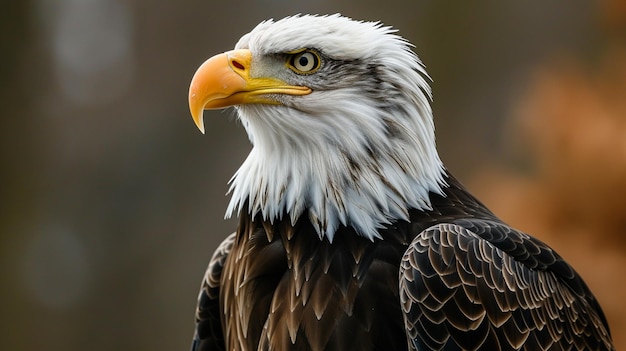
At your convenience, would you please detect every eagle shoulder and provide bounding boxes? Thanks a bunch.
[399,221,614,350]
[191,232,236,351]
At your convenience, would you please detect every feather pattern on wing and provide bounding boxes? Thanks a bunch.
[399,220,613,351]
[192,233,235,351]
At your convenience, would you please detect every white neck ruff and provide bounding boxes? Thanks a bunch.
[225,90,445,242]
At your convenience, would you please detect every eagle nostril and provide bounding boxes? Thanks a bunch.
[231,60,245,70]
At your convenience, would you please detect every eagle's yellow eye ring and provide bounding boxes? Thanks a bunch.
[287,50,321,74]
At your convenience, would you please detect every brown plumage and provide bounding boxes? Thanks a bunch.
[191,173,614,350]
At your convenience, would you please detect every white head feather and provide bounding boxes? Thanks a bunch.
[225,14,446,241]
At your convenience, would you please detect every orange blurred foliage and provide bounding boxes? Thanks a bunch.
[470,46,626,349]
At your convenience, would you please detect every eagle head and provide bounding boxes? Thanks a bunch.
[188,14,445,241]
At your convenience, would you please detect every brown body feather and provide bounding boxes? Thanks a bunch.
[191,173,614,350]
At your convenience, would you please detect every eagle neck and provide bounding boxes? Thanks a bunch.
[225,103,446,241]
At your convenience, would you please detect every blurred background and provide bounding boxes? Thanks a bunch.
[2,0,625,350]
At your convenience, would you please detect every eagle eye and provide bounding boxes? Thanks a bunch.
[288,50,321,74]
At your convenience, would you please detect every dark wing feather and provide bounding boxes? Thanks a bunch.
[191,233,236,351]
[399,222,614,351]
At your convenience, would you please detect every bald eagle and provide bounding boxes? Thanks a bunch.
[187,14,614,351]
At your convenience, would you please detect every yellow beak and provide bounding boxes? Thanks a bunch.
[188,49,312,133]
